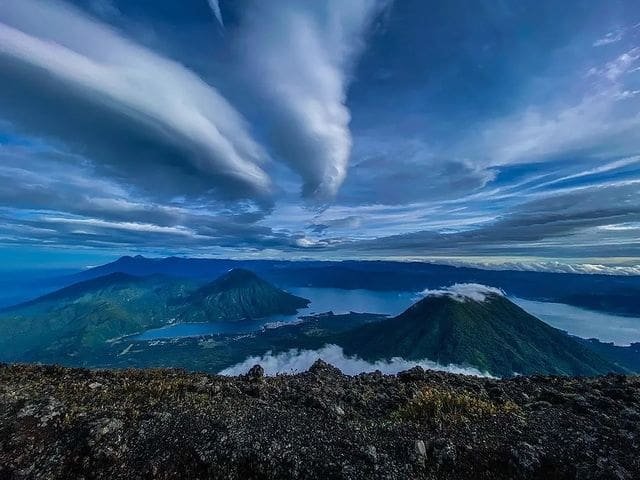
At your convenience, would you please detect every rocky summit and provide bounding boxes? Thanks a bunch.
[0,362,638,480]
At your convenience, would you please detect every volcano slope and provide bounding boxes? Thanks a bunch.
[0,361,638,480]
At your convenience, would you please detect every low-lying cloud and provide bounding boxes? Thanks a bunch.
[219,344,492,377]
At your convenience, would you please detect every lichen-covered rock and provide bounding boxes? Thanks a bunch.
[0,363,638,479]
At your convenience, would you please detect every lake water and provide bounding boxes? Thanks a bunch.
[512,297,640,346]
[135,287,640,345]
[134,288,416,340]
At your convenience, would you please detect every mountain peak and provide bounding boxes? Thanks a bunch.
[341,288,619,377]
[184,269,309,322]
[207,268,262,291]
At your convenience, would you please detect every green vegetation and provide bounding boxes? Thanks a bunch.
[0,269,309,362]
[178,268,309,322]
[340,294,623,377]
[0,273,195,359]
[396,386,520,425]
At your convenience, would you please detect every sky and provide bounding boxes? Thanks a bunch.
[1,0,640,272]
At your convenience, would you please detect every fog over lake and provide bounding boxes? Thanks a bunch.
[136,287,640,345]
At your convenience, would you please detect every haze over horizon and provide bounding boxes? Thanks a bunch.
[2,0,640,273]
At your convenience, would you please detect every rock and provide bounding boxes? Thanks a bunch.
[366,445,377,463]
[510,442,541,473]
[397,366,426,382]
[433,438,456,468]
[245,364,265,380]
[308,359,342,376]
[414,439,426,457]
[414,440,427,467]
[0,363,639,479]
[524,400,552,410]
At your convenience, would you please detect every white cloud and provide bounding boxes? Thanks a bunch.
[474,47,640,168]
[0,0,270,200]
[219,344,492,377]
[419,283,505,303]
[593,30,624,47]
[237,0,389,199]
[41,216,196,236]
[421,258,640,276]
[207,0,224,28]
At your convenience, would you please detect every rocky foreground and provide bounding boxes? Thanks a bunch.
[0,362,638,480]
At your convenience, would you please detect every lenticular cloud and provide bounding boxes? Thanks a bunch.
[0,0,269,200]
[219,344,493,377]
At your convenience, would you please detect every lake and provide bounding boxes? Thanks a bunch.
[135,287,640,345]
[134,288,417,340]
[512,297,640,346]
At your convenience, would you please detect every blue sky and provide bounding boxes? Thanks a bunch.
[1,0,640,273]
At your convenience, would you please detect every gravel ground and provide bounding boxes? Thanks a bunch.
[0,361,638,479]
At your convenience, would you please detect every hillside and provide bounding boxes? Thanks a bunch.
[0,362,638,479]
[340,289,621,377]
[0,273,195,361]
[178,268,309,322]
[0,269,309,362]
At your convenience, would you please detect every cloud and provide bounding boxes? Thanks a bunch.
[593,30,624,47]
[219,344,492,377]
[0,0,270,202]
[308,215,362,234]
[0,145,295,253]
[341,181,640,259]
[473,46,640,168]
[207,0,224,28]
[236,0,389,199]
[340,139,496,205]
[419,258,640,276]
[419,284,505,303]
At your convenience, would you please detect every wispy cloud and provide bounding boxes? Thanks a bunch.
[593,29,624,47]
[207,0,224,28]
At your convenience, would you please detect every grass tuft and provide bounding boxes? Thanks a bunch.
[396,386,520,425]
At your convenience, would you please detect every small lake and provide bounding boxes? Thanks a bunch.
[134,288,417,341]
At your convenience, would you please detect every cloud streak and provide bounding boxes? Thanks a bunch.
[207,0,224,28]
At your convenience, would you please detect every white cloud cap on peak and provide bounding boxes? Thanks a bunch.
[419,283,505,303]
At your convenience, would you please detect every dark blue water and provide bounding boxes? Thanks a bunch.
[134,288,416,340]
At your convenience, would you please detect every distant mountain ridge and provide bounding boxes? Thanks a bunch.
[340,290,622,377]
[62,255,640,317]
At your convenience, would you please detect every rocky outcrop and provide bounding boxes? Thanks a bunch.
[0,362,638,479]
